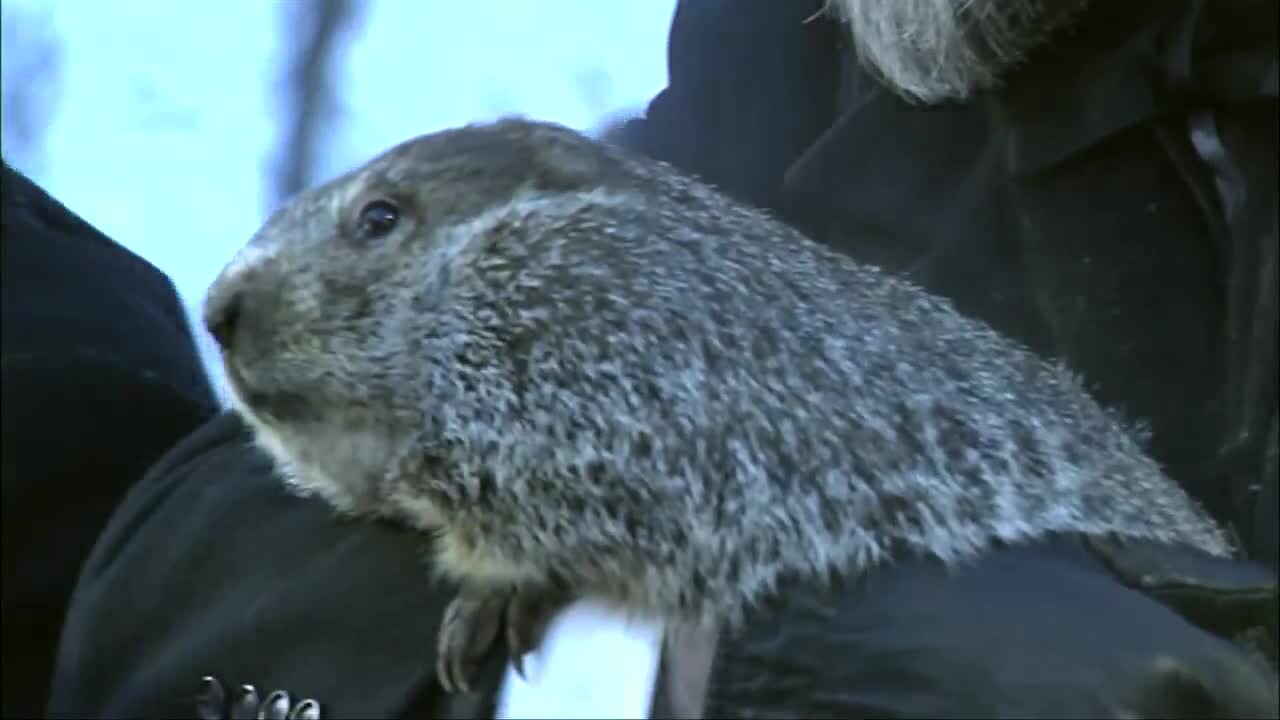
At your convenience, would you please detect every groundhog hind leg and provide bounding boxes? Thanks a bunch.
[436,584,565,694]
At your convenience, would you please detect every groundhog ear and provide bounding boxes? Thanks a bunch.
[528,134,607,191]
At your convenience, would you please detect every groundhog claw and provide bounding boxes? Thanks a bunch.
[436,586,562,693]
[437,589,507,694]
[505,588,561,680]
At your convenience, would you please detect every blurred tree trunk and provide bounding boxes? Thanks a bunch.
[271,0,362,209]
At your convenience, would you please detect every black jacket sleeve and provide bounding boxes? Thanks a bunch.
[49,413,505,719]
[1,162,219,718]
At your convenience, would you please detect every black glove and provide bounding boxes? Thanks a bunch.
[706,536,1278,718]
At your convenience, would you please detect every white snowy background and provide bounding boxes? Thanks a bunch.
[2,0,675,398]
[2,1,677,715]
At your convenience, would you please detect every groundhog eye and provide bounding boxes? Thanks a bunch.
[354,199,400,240]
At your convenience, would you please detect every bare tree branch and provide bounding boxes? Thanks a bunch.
[270,0,362,209]
[1,6,63,176]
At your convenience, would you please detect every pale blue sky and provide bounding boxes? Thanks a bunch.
[3,0,676,390]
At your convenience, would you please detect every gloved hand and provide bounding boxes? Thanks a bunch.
[703,537,1279,719]
[1088,536,1278,663]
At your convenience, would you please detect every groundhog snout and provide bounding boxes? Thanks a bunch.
[203,284,243,351]
[204,271,274,353]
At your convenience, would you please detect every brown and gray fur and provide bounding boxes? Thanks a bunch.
[825,0,1092,104]
[205,117,1233,709]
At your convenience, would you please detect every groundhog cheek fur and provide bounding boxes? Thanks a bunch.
[207,116,1233,632]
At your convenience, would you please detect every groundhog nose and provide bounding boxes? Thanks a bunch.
[204,287,244,351]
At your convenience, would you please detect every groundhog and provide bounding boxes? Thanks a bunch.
[202,117,1238,709]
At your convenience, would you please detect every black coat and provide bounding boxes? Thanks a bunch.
[1,163,219,718]
[22,0,1277,716]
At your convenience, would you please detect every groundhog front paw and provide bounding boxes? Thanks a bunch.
[436,585,563,694]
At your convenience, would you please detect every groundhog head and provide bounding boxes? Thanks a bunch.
[202,117,620,514]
